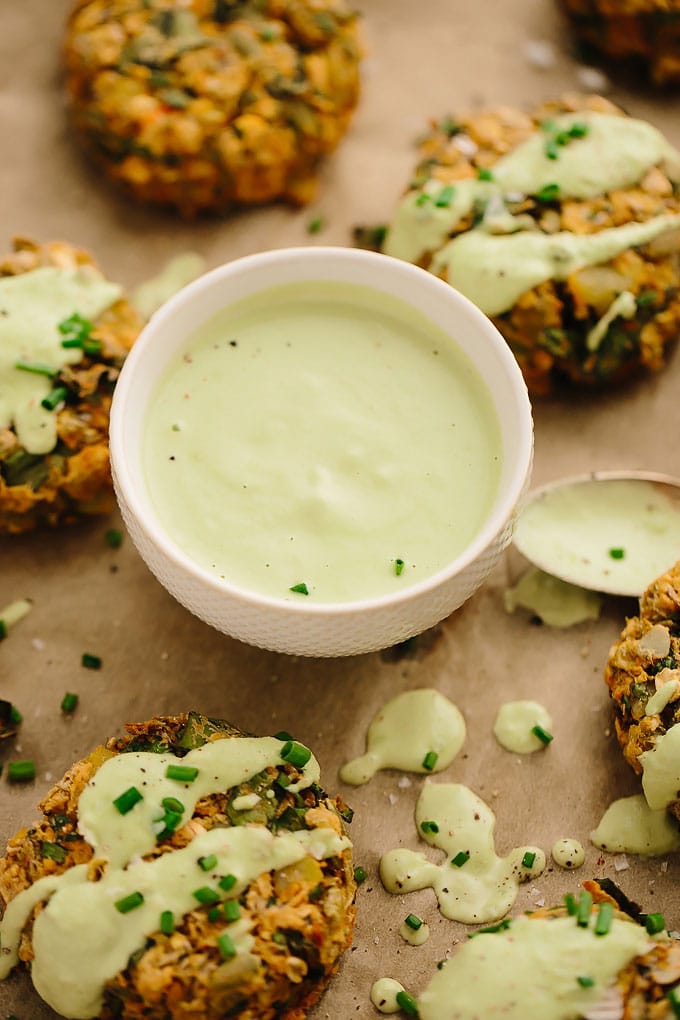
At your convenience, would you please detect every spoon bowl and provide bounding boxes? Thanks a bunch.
[513,470,680,597]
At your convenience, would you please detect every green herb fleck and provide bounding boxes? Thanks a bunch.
[594,901,613,936]
[199,854,218,872]
[160,910,174,935]
[7,760,35,783]
[61,692,78,714]
[531,724,553,745]
[577,975,595,988]
[422,750,439,771]
[637,290,657,307]
[307,215,325,234]
[14,361,55,377]
[521,851,536,869]
[545,140,560,160]
[353,866,368,885]
[105,529,124,549]
[645,912,665,935]
[193,886,220,906]
[667,987,680,1018]
[476,167,494,181]
[415,192,430,207]
[223,899,240,922]
[404,913,423,931]
[81,652,102,670]
[420,820,439,835]
[289,582,309,595]
[564,892,577,916]
[434,184,456,208]
[576,889,593,928]
[395,990,419,1017]
[219,874,237,892]
[394,558,405,576]
[609,547,625,560]
[113,786,143,815]
[41,386,68,412]
[536,183,560,203]
[217,931,236,959]
[166,764,199,783]
[41,841,67,863]
[115,891,144,913]
[280,739,311,769]
[451,851,470,868]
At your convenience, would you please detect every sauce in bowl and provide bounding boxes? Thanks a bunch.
[143,281,502,604]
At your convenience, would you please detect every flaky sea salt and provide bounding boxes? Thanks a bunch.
[523,39,556,70]
[613,854,629,872]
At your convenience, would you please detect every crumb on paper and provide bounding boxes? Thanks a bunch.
[522,39,556,69]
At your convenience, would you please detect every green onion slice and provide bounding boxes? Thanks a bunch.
[289,582,309,595]
[193,886,220,906]
[223,899,241,922]
[645,912,665,935]
[404,913,423,931]
[280,740,311,769]
[531,724,553,745]
[420,820,439,835]
[394,558,405,576]
[217,931,236,959]
[160,910,174,935]
[81,652,102,670]
[198,854,218,872]
[521,851,536,869]
[594,901,613,936]
[14,360,56,376]
[353,866,368,885]
[219,874,237,892]
[115,891,144,913]
[422,751,439,771]
[395,990,419,1017]
[451,851,470,868]
[60,692,78,714]
[7,760,35,783]
[166,764,199,783]
[113,786,143,815]
[564,892,577,916]
[576,890,593,928]
[41,386,68,411]
[577,975,595,988]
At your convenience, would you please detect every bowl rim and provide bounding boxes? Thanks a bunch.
[110,245,533,618]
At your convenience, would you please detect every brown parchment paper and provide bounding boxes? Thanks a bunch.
[2,1,680,1017]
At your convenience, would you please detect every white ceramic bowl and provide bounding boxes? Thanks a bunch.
[110,247,533,657]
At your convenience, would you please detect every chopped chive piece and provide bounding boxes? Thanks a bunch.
[81,652,102,670]
[289,582,309,595]
[160,909,174,934]
[404,913,423,931]
[199,854,218,872]
[420,820,439,835]
[353,866,368,885]
[161,796,184,814]
[58,312,94,339]
[166,764,199,782]
[564,892,577,916]
[82,338,103,356]
[0,620,6,641]
[60,692,78,714]
[113,786,143,815]
[594,901,613,936]
[576,890,593,928]
[545,140,560,160]
[521,851,536,869]
[159,809,183,836]
[536,182,560,203]
[41,386,68,411]
[394,558,405,576]
[307,215,325,234]
[415,192,431,207]
[395,990,419,1017]
[668,988,680,1018]
[7,760,35,782]
[637,289,657,307]
[223,899,241,922]
[476,167,494,181]
[208,906,222,922]
[531,724,553,745]
[217,931,236,959]
[645,912,666,935]
[14,360,56,376]
[280,740,311,769]
[193,886,220,905]
[10,705,22,724]
[577,975,595,988]
[540,118,557,133]
[469,919,512,937]
[608,547,625,560]
[434,184,456,208]
[554,130,571,147]
[60,336,83,348]
[219,874,237,892]
[451,851,470,868]
[273,730,293,741]
[422,751,438,771]
[41,840,67,863]
[568,121,589,138]
[105,528,124,549]
[276,773,290,788]
[115,891,144,913]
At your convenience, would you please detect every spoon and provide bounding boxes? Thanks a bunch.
[512,470,680,597]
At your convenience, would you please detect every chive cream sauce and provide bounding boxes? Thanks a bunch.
[590,793,680,856]
[0,267,121,454]
[383,111,680,316]
[0,737,349,1019]
[339,688,466,785]
[379,782,545,924]
[143,282,502,603]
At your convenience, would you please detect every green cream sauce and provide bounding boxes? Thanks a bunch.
[590,793,680,856]
[504,567,602,627]
[0,267,121,454]
[550,838,585,870]
[132,252,206,320]
[383,110,680,317]
[513,480,680,597]
[640,724,680,812]
[492,700,553,754]
[0,737,349,1020]
[379,782,545,925]
[416,914,651,1020]
[143,282,502,604]
[339,689,465,785]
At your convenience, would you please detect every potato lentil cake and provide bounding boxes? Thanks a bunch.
[380,94,680,396]
[604,560,680,821]
[0,238,141,535]
[558,0,680,87]
[63,0,362,215]
[0,712,356,1020]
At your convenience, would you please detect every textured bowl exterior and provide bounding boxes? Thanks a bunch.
[110,247,533,657]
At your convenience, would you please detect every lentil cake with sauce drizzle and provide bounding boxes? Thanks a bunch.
[63,0,362,215]
[0,238,141,535]
[380,94,680,396]
[0,712,356,1020]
